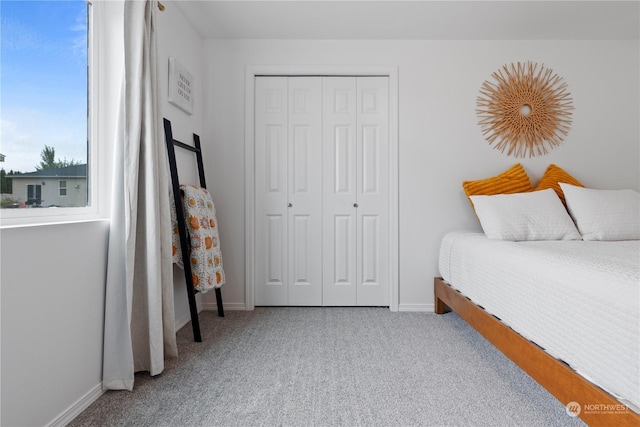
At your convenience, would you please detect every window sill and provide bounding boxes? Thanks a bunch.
[0,212,108,230]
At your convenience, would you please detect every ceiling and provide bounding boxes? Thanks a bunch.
[172,0,640,40]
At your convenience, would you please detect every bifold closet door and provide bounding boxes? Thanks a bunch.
[254,77,323,306]
[322,76,389,306]
[255,76,389,307]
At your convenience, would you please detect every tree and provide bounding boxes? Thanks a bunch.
[36,145,57,170]
[0,168,12,194]
[35,145,79,171]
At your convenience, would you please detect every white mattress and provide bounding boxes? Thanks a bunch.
[439,231,640,412]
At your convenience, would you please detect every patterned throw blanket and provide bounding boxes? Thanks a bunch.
[171,184,225,292]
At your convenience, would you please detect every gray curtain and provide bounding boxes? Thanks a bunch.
[103,0,177,391]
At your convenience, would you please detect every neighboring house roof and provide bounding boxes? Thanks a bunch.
[10,164,87,179]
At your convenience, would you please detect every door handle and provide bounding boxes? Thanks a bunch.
[287,203,293,207]
[353,203,358,208]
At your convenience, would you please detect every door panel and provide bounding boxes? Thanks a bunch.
[266,214,285,285]
[288,77,322,306]
[290,214,314,298]
[323,77,358,306]
[333,126,353,194]
[324,213,356,305]
[255,77,288,305]
[361,215,379,284]
[333,214,353,284]
[356,77,389,306]
[266,125,285,193]
[361,125,379,194]
[292,215,311,283]
[292,126,310,193]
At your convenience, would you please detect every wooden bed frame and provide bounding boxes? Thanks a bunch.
[434,277,640,427]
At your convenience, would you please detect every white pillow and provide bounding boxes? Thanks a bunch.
[560,183,640,241]
[470,189,582,241]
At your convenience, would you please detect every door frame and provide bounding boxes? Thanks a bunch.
[244,66,399,311]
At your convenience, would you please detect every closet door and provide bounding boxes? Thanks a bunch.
[356,77,389,306]
[287,77,323,305]
[322,76,389,306]
[322,77,358,306]
[255,77,323,306]
[255,77,288,305]
[255,76,389,307]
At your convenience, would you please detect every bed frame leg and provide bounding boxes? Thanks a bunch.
[434,277,448,314]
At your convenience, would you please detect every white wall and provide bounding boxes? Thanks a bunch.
[201,39,639,311]
[1,221,109,426]
[156,1,208,330]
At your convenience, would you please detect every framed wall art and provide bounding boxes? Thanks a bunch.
[168,57,194,115]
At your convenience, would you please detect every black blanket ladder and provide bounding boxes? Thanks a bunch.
[164,118,224,343]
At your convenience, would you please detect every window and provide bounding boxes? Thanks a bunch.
[26,184,42,205]
[1,0,94,222]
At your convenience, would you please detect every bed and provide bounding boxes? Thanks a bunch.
[435,231,640,427]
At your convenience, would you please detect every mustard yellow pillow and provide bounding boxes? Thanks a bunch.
[534,164,584,205]
[463,163,533,201]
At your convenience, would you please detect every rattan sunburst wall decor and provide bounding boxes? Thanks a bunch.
[476,61,574,158]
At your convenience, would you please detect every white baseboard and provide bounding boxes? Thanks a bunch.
[187,303,428,313]
[175,303,246,333]
[398,303,435,312]
[199,303,426,312]
[46,383,104,427]
[202,301,246,311]
[175,310,195,331]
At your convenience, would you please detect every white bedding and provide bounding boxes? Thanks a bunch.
[439,231,640,412]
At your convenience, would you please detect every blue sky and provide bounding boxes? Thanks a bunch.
[1,0,87,173]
